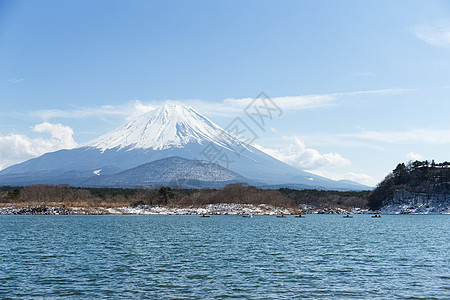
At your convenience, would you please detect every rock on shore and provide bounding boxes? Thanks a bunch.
[381,189,450,214]
[0,204,296,215]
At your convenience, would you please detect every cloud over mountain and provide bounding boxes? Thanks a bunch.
[0,122,77,170]
[254,138,350,169]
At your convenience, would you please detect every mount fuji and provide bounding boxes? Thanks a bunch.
[0,103,369,190]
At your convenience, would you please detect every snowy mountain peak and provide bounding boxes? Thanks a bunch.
[86,103,238,151]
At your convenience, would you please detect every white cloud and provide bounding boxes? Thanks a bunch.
[224,94,336,111]
[253,138,377,186]
[28,100,157,121]
[26,88,410,121]
[8,78,24,83]
[406,152,423,161]
[32,122,78,149]
[411,20,450,47]
[125,100,157,121]
[340,128,450,145]
[29,106,117,120]
[0,122,77,170]
[223,88,407,112]
[254,137,350,169]
[306,169,377,187]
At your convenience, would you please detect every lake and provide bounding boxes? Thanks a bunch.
[0,215,449,299]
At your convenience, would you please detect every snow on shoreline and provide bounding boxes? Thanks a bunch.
[115,203,294,215]
[381,190,450,214]
[1,203,448,215]
[0,203,295,215]
[382,203,450,214]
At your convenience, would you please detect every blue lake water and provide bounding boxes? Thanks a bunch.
[0,215,449,299]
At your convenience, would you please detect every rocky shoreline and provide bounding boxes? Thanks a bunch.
[0,203,374,215]
[3,203,449,215]
[381,190,450,214]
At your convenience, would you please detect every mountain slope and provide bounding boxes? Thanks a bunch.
[0,103,370,190]
[86,156,249,188]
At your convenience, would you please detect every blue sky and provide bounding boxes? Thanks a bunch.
[1,0,450,186]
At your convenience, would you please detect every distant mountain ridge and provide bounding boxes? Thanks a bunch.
[0,103,370,190]
[86,156,249,188]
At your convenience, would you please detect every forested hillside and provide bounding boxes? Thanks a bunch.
[368,160,450,210]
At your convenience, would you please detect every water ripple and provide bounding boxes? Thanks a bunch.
[0,215,449,299]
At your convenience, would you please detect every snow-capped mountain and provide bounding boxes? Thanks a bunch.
[87,103,240,152]
[0,103,370,190]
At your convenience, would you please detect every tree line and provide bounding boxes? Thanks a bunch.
[0,183,371,210]
[0,184,296,209]
[279,188,369,209]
